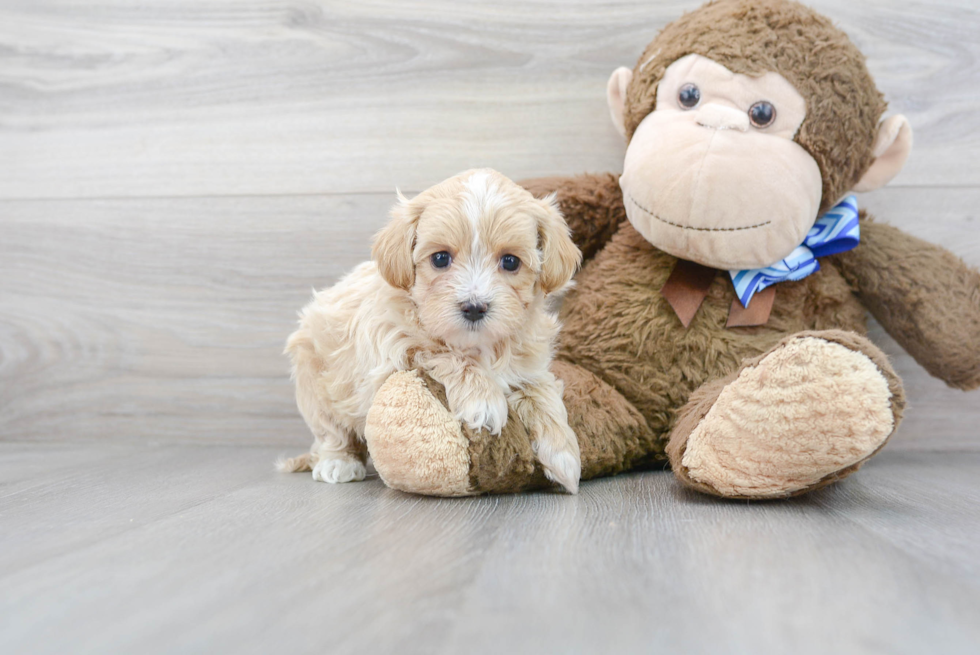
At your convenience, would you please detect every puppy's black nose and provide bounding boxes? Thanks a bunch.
[461,302,488,323]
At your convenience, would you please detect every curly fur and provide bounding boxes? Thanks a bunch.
[282,169,584,491]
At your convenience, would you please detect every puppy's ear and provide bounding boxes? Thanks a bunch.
[536,194,582,294]
[373,190,422,291]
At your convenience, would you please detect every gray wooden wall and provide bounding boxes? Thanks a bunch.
[2,0,978,449]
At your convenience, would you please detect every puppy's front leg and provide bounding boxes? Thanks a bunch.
[510,373,581,494]
[423,353,509,435]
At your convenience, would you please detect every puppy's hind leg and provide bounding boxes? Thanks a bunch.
[283,326,367,483]
[276,419,366,483]
[308,419,368,484]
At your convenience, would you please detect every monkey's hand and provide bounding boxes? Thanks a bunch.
[835,219,980,390]
[520,173,627,262]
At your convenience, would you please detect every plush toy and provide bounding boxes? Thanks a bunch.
[363,0,980,499]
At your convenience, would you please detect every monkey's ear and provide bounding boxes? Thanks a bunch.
[372,191,421,291]
[853,115,913,192]
[607,67,633,139]
[536,194,582,294]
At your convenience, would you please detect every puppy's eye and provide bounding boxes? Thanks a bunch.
[430,251,452,269]
[749,101,776,128]
[678,83,700,109]
[500,254,521,272]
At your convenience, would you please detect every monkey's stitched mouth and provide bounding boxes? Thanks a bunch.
[626,193,772,232]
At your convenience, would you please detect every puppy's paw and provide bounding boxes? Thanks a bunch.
[454,392,509,435]
[312,458,367,484]
[533,433,581,494]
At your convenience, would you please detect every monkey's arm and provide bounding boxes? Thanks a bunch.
[521,173,627,261]
[834,219,980,390]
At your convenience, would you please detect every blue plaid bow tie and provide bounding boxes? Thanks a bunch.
[729,195,860,308]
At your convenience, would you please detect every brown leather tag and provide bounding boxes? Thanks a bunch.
[726,286,776,327]
[660,260,718,328]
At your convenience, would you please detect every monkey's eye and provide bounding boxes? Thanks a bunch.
[678,83,701,109]
[430,251,452,269]
[500,254,521,272]
[749,101,776,128]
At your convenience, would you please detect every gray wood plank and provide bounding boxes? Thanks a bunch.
[1,0,978,199]
[1,188,978,449]
[1,443,978,655]
[814,453,980,581]
[0,193,393,444]
[0,443,275,573]
[438,456,980,655]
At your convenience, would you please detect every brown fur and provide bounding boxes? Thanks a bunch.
[499,180,972,497]
[412,361,660,494]
[521,173,627,262]
[365,0,978,499]
[556,220,867,447]
[835,220,980,390]
[624,0,885,212]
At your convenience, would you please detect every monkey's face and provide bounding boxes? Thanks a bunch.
[617,54,823,270]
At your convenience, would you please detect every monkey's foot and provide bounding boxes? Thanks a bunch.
[364,370,475,497]
[667,330,905,499]
[365,367,556,497]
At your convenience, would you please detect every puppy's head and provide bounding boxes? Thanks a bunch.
[372,169,581,347]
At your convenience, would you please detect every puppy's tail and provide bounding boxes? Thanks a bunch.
[275,452,316,473]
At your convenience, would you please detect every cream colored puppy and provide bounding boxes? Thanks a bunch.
[278,169,583,492]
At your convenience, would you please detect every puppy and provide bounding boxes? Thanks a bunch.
[278,169,584,492]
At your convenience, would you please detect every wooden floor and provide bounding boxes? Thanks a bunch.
[2,444,980,654]
[2,1,979,653]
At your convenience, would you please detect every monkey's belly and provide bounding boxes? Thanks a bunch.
[557,222,866,446]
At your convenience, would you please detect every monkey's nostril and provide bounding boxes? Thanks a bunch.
[460,302,488,322]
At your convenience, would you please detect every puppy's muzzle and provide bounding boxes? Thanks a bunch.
[460,302,488,323]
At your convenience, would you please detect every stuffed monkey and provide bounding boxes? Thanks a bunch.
[364,0,980,498]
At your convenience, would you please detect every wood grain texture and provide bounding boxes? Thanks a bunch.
[2,3,979,653]
[0,193,392,444]
[1,188,978,449]
[1,0,979,199]
[1,443,979,655]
